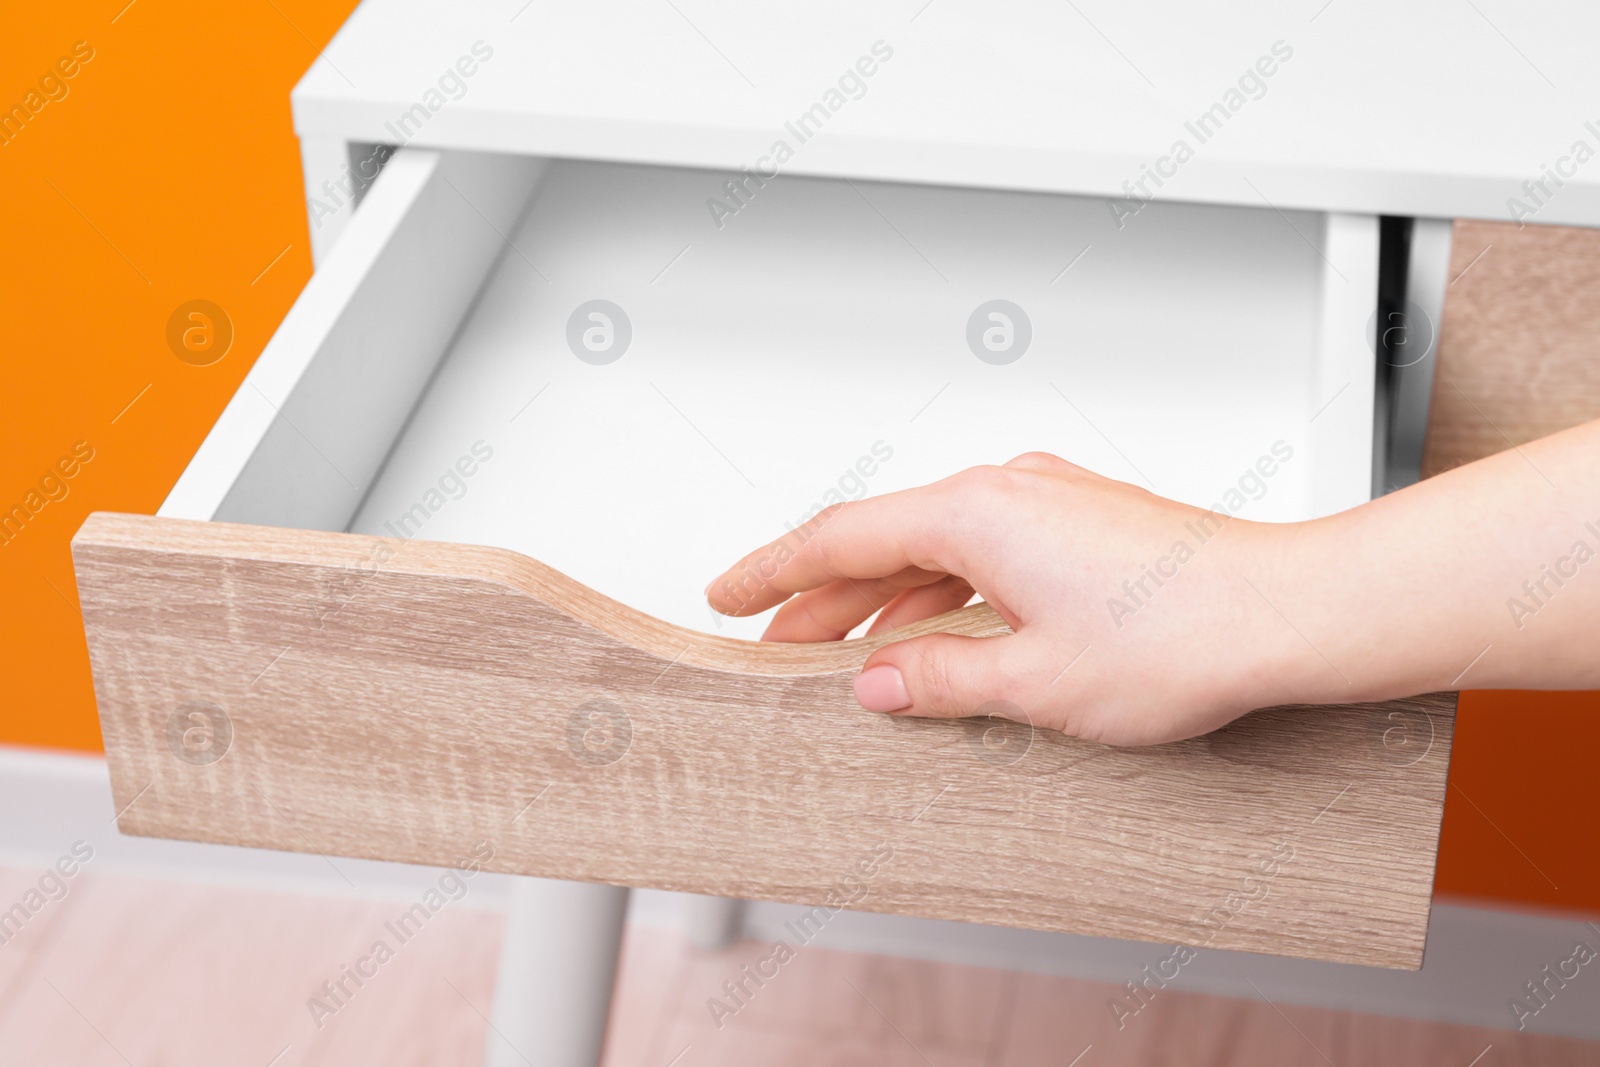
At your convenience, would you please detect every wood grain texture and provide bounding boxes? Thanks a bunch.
[71,512,1456,969]
[1422,219,1600,477]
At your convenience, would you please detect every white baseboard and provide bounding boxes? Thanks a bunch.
[628,883,1600,1040]
[0,745,517,910]
[6,746,1595,1042]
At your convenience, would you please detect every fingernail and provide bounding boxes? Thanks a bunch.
[853,665,910,712]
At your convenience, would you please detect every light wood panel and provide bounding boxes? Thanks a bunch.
[71,512,1456,969]
[1422,219,1600,477]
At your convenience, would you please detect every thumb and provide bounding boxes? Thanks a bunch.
[853,633,1018,719]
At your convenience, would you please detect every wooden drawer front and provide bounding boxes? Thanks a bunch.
[75,512,1454,969]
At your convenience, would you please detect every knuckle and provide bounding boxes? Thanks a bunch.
[1004,450,1064,471]
[801,502,859,570]
[949,464,1016,502]
[908,637,1003,716]
[906,639,958,708]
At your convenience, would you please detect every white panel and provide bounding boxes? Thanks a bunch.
[293,0,1600,226]
[299,138,398,265]
[1307,212,1380,517]
[159,148,547,529]
[298,136,352,266]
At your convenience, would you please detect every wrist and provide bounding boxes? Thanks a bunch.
[1225,498,1479,712]
[1213,514,1365,712]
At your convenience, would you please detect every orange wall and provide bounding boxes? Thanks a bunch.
[1,0,357,744]
[2,2,1596,916]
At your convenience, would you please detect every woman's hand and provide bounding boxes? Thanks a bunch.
[706,420,1600,746]
[705,452,1313,745]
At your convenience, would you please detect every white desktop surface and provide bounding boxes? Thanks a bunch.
[295,0,1600,225]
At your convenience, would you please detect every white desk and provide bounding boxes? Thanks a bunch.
[158,4,1599,1063]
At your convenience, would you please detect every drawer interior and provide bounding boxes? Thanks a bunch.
[169,148,1378,639]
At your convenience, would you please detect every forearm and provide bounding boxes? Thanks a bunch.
[1248,419,1600,708]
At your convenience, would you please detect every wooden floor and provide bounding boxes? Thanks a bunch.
[604,926,1598,1067]
[0,866,1594,1066]
[0,867,504,1065]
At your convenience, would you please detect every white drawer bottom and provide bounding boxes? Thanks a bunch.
[293,152,1379,639]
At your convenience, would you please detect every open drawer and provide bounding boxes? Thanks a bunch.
[73,147,1453,970]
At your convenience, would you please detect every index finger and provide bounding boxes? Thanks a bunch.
[705,479,973,617]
